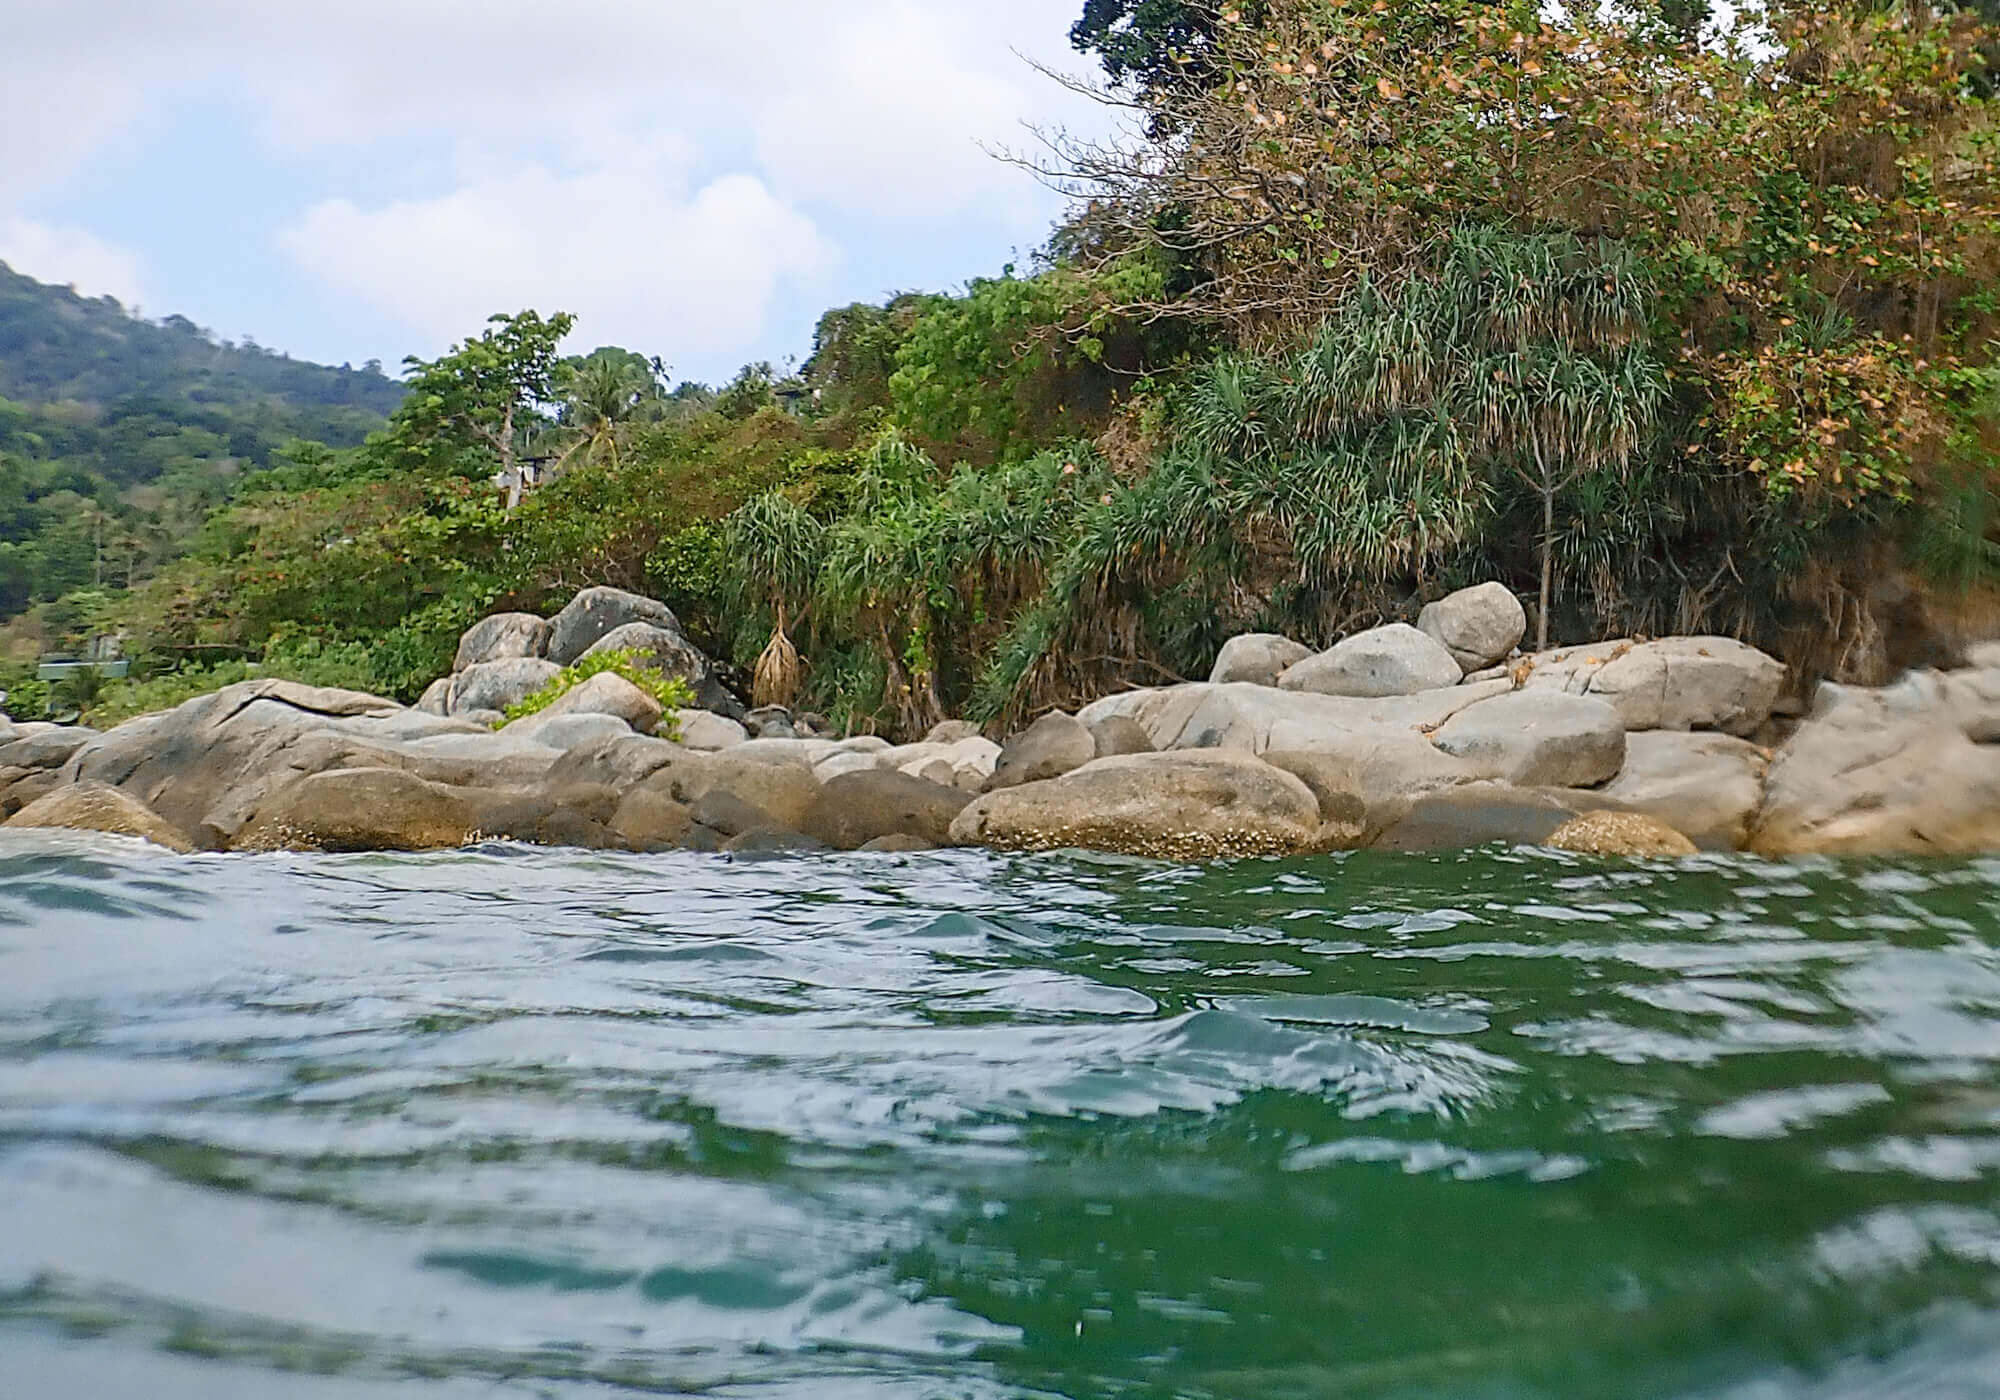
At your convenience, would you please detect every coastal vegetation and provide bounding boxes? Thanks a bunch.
[7,0,2000,737]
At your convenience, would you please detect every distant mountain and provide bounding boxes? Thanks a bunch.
[0,260,403,424]
[0,261,408,624]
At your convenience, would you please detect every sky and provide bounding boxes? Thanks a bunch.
[0,1,1120,384]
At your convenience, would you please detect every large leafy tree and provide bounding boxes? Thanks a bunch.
[1070,0,1226,92]
[391,310,575,506]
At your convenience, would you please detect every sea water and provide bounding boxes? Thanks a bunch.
[1,835,1997,1398]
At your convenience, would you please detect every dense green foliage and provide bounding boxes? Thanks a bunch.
[0,261,402,626]
[10,0,2000,736]
[500,649,694,736]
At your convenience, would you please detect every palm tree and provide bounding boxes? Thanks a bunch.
[552,350,666,475]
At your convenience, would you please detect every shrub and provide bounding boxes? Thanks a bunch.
[500,648,694,738]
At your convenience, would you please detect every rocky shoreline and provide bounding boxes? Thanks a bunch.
[7,583,2000,861]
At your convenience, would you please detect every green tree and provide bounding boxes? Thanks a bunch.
[555,347,667,473]
[392,310,575,506]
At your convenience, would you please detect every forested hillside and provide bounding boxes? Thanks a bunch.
[0,261,402,621]
[10,0,2000,736]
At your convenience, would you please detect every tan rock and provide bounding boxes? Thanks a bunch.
[1547,810,1698,858]
[6,782,194,852]
[949,750,1323,860]
[232,768,481,852]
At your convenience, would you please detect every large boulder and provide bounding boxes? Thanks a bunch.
[801,770,972,850]
[547,588,683,667]
[1547,810,1697,858]
[950,750,1325,860]
[59,680,475,849]
[675,710,750,751]
[1279,624,1464,698]
[5,782,194,852]
[510,672,662,735]
[233,768,481,853]
[1518,637,1786,736]
[448,658,561,718]
[924,720,983,744]
[1752,667,2000,856]
[1597,731,1769,851]
[454,613,551,671]
[1087,715,1155,759]
[1209,634,1313,687]
[583,621,744,721]
[632,750,823,832]
[1431,691,1626,788]
[986,711,1098,792]
[1078,679,1511,756]
[581,622,708,688]
[1418,583,1527,672]
[0,726,99,771]
[610,790,695,852]
[506,713,636,750]
[543,733,684,792]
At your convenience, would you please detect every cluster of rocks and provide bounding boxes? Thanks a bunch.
[9,582,2000,862]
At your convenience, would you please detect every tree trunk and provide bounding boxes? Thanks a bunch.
[501,399,521,511]
[1537,478,1555,654]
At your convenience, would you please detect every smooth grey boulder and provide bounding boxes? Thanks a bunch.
[633,751,822,832]
[1255,751,1368,831]
[801,770,972,850]
[1077,679,1511,756]
[675,710,749,751]
[547,587,682,667]
[5,782,195,852]
[1518,637,1786,736]
[1418,583,1527,672]
[1599,731,1769,850]
[814,750,887,782]
[985,711,1098,792]
[1278,624,1464,698]
[744,705,799,739]
[582,622,709,688]
[416,677,453,717]
[543,733,684,792]
[59,680,449,849]
[1431,691,1626,788]
[503,712,636,750]
[449,658,560,718]
[512,672,661,734]
[1753,666,2000,856]
[610,790,694,852]
[0,726,98,771]
[950,750,1324,860]
[1087,715,1155,759]
[1209,633,1313,687]
[454,613,551,671]
[924,720,982,744]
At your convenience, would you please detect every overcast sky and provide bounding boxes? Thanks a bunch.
[0,1,1115,383]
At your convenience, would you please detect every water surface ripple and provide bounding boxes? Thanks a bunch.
[1,834,1997,1398]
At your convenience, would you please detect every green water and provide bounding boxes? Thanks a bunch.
[0,835,1996,1398]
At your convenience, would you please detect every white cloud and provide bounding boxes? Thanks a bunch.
[281,159,835,363]
[0,218,145,307]
[0,0,1116,365]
